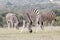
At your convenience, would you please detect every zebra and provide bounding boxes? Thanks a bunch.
[21,8,40,33]
[38,10,56,30]
[6,13,19,29]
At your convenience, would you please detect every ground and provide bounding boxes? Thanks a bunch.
[0,26,60,40]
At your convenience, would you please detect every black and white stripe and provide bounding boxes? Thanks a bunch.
[33,9,40,15]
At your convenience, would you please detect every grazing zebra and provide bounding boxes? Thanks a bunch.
[6,13,19,29]
[38,11,56,30]
[21,8,40,33]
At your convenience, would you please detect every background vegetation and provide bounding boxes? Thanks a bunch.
[0,0,60,27]
[0,9,60,27]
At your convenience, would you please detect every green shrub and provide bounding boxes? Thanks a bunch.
[0,16,3,27]
[52,9,60,16]
[54,16,60,26]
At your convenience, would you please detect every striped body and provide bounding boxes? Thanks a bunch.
[21,9,40,33]
[38,11,56,30]
[6,13,19,29]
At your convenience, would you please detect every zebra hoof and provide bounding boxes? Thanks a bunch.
[29,30,32,33]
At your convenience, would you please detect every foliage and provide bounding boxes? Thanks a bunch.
[54,16,60,26]
[0,16,3,27]
[52,9,60,16]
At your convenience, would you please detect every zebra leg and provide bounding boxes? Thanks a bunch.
[7,21,10,29]
[35,21,39,32]
[14,21,19,30]
[27,22,32,33]
[50,20,55,31]
[40,22,44,30]
[51,20,55,26]
[11,21,13,28]
[35,17,39,32]
[21,20,25,32]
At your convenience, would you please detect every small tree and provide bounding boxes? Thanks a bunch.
[52,9,60,16]
[0,16,3,27]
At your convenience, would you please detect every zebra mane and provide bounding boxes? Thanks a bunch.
[33,9,39,15]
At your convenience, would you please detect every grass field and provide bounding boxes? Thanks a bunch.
[0,26,60,40]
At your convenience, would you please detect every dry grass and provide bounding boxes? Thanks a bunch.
[0,26,60,40]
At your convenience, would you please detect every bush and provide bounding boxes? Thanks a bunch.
[0,16,3,27]
[52,9,60,16]
[54,16,60,26]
